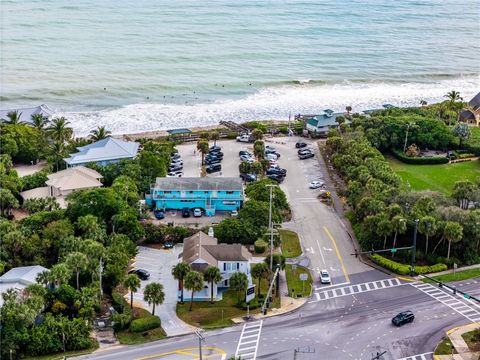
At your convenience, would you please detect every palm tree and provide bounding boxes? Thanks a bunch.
[251,129,263,141]
[418,216,438,255]
[253,140,265,160]
[210,131,219,146]
[391,216,407,250]
[229,272,248,304]
[89,126,112,141]
[444,221,463,260]
[197,139,209,166]
[47,117,73,143]
[251,262,268,296]
[65,252,89,289]
[124,274,141,309]
[172,262,190,304]
[345,105,352,117]
[48,141,67,172]
[419,100,427,107]
[184,271,204,311]
[48,263,71,287]
[30,114,49,130]
[36,270,51,288]
[143,282,165,315]
[2,110,24,125]
[444,90,462,103]
[203,266,222,304]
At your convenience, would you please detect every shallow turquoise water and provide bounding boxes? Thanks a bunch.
[1,0,479,134]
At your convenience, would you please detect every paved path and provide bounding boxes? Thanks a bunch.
[14,160,47,177]
[131,245,195,336]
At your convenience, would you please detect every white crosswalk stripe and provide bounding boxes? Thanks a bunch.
[411,282,480,323]
[309,278,405,303]
[235,320,263,360]
[397,351,433,360]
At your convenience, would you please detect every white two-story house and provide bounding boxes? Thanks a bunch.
[181,231,252,301]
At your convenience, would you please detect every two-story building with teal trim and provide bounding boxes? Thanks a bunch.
[146,177,244,216]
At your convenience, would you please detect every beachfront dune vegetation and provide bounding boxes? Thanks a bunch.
[324,124,480,270]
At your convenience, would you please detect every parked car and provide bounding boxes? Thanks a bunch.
[193,208,202,217]
[240,154,253,161]
[392,311,415,326]
[164,241,174,249]
[205,157,221,165]
[241,157,255,164]
[181,207,190,218]
[206,163,222,173]
[236,134,252,143]
[167,170,183,177]
[171,154,182,160]
[299,152,314,160]
[265,145,276,151]
[153,209,165,219]
[208,151,223,158]
[231,210,239,217]
[169,164,183,172]
[447,151,457,160]
[320,270,331,284]
[209,145,222,153]
[128,269,150,280]
[266,153,278,161]
[267,173,284,183]
[298,148,313,155]
[296,141,307,148]
[170,160,183,167]
[240,173,257,182]
[309,180,325,189]
[267,167,287,176]
[239,150,252,157]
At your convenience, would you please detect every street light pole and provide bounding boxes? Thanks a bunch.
[411,219,419,275]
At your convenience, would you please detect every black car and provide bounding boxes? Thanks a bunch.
[128,269,150,280]
[153,209,165,219]
[169,164,183,172]
[208,150,223,157]
[164,241,174,249]
[299,152,314,160]
[267,168,286,177]
[240,173,257,182]
[209,145,221,153]
[296,141,307,148]
[298,148,313,155]
[267,173,284,183]
[206,163,222,173]
[392,311,415,326]
[181,207,190,217]
[171,153,181,160]
[205,158,221,165]
[206,153,223,161]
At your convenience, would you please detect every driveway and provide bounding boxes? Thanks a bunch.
[131,246,195,336]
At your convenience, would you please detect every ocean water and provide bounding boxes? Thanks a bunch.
[1,0,479,135]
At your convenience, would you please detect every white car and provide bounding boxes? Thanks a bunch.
[193,208,202,217]
[320,270,331,284]
[309,180,325,189]
[266,153,278,161]
[171,159,183,166]
[236,134,251,143]
[265,145,276,151]
[167,171,183,177]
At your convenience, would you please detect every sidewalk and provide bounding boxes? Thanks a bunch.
[435,323,479,360]
[232,269,307,323]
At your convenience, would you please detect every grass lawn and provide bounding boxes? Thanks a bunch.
[387,156,480,194]
[285,264,313,297]
[24,341,99,360]
[177,286,280,329]
[116,307,166,345]
[422,268,480,284]
[434,337,456,355]
[280,229,302,258]
[462,329,480,352]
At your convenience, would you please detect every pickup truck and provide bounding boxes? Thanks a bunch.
[236,134,252,143]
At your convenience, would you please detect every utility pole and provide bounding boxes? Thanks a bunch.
[266,184,277,273]
[371,350,387,360]
[99,258,104,297]
[195,330,205,360]
[411,219,419,275]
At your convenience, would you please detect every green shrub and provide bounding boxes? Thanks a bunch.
[112,312,133,331]
[458,153,475,159]
[278,126,289,135]
[112,291,127,313]
[370,254,447,275]
[129,315,161,333]
[391,148,449,164]
[254,239,268,253]
[239,298,260,310]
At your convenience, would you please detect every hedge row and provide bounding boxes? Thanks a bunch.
[254,239,268,253]
[391,148,449,164]
[129,315,161,333]
[370,254,447,275]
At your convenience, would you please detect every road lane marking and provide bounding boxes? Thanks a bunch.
[315,237,325,265]
[235,320,263,360]
[314,281,350,291]
[134,346,226,360]
[323,225,350,283]
[396,352,433,360]
[310,278,404,303]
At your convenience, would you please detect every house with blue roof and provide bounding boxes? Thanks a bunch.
[146,177,244,216]
[64,137,140,167]
[304,109,350,136]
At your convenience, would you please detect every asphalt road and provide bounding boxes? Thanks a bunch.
[82,279,480,360]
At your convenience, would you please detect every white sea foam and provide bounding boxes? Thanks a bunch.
[57,77,479,136]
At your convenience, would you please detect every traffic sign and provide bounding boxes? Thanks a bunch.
[390,248,397,253]
[464,294,471,299]
[299,273,308,281]
[246,285,255,303]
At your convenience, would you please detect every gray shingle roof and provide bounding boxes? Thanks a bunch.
[469,92,480,111]
[154,177,243,191]
[64,137,139,165]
